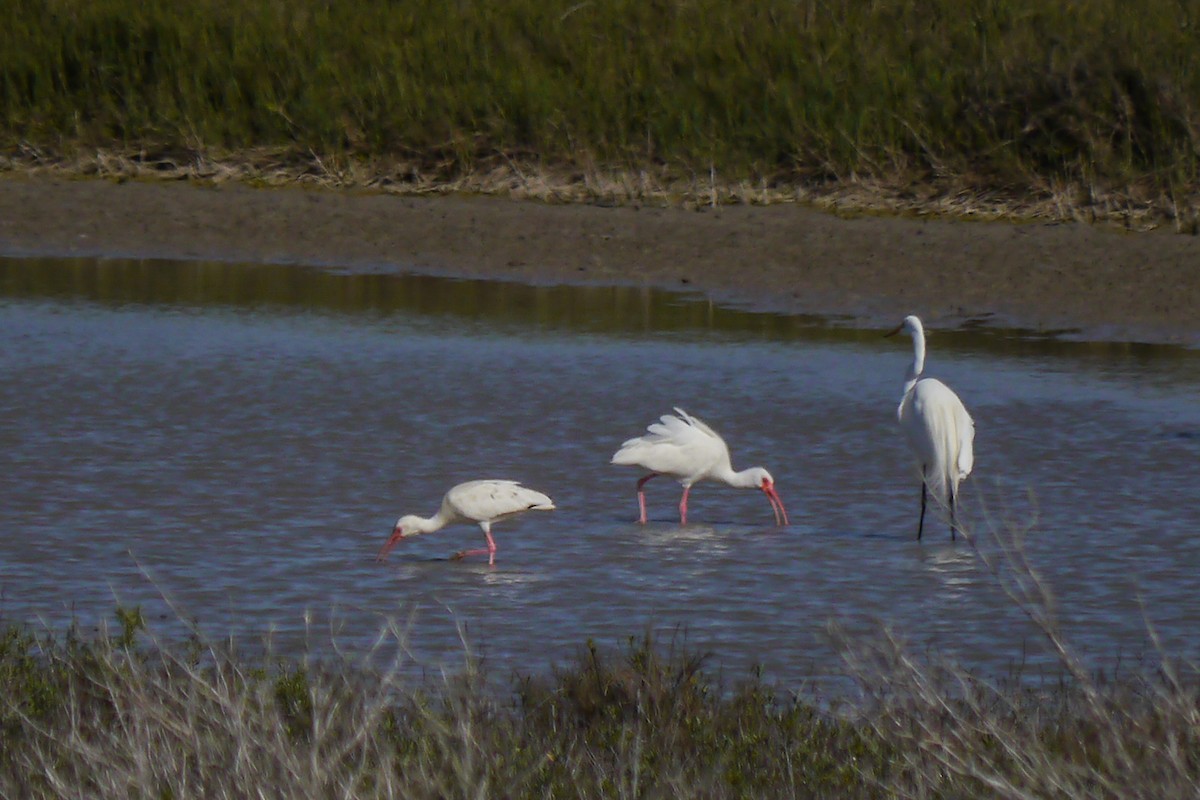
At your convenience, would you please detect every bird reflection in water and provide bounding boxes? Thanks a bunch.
[920,543,979,603]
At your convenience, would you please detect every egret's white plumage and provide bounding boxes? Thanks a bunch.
[611,408,788,526]
[887,315,975,539]
[376,479,555,565]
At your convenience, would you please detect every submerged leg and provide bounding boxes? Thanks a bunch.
[917,476,928,541]
[679,485,692,526]
[635,473,658,524]
[453,522,498,564]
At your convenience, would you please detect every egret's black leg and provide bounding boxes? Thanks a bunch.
[917,474,927,541]
[949,486,957,541]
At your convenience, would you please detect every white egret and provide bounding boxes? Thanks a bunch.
[886,315,975,540]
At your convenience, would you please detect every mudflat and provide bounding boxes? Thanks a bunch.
[1,173,1197,344]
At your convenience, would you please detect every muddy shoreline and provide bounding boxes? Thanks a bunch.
[1,173,1198,345]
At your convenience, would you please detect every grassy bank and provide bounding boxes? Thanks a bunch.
[2,610,1198,798]
[2,0,1199,225]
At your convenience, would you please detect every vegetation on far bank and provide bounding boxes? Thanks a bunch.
[1,0,1199,228]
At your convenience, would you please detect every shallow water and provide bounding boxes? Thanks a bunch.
[1,257,1198,689]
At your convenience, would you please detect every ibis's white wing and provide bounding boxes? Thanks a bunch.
[445,480,555,523]
[671,407,723,440]
[611,409,729,479]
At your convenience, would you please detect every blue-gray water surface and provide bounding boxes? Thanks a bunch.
[1,257,1198,691]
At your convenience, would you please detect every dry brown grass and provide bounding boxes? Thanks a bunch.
[5,145,1198,233]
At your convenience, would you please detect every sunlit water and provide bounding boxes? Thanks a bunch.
[1,257,1198,691]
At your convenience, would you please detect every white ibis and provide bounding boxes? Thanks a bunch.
[376,479,555,565]
[886,315,975,540]
[611,407,788,526]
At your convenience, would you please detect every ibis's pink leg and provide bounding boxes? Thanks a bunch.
[678,486,691,526]
[453,524,498,564]
[635,474,659,524]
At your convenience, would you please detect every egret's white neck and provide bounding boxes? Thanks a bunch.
[903,325,926,397]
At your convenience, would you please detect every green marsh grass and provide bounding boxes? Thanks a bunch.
[2,0,1199,222]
